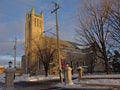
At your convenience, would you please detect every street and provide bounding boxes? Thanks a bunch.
[0,80,117,90]
[14,80,115,90]
[14,80,60,90]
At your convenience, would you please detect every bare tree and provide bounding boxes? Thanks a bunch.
[34,37,56,77]
[76,0,113,74]
[86,50,97,73]
[108,0,120,46]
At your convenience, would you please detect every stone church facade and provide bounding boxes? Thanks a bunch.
[22,8,82,75]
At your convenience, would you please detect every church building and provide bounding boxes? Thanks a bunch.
[22,8,105,75]
[22,8,83,75]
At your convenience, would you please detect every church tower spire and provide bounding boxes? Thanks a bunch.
[31,8,34,15]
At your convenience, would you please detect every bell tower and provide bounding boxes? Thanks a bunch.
[25,8,44,73]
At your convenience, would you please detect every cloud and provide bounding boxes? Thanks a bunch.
[0,41,13,55]
[0,39,24,57]
[0,19,25,56]
[0,58,10,66]
[0,57,21,66]
[0,0,81,65]
[0,19,25,40]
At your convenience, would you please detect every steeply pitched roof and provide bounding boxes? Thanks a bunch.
[44,36,81,50]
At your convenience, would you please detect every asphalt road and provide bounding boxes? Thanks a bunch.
[14,81,117,90]
[14,80,60,90]
[0,80,117,90]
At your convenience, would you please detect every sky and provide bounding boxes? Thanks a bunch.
[0,0,82,66]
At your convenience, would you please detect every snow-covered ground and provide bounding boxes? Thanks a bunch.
[0,73,120,89]
[0,74,60,83]
[78,74,120,85]
[78,79,120,85]
[57,74,120,89]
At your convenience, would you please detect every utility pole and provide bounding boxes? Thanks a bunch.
[51,2,63,83]
[14,38,17,68]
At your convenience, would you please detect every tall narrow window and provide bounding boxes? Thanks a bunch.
[40,21,41,28]
[35,18,36,26]
[37,19,39,27]
[39,20,40,27]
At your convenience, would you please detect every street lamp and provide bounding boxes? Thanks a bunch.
[8,61,12,68]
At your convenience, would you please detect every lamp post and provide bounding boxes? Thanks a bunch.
[5,61,15,90]
[8,61,12,68]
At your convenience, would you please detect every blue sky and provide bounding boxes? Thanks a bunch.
[0,0,81,66]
